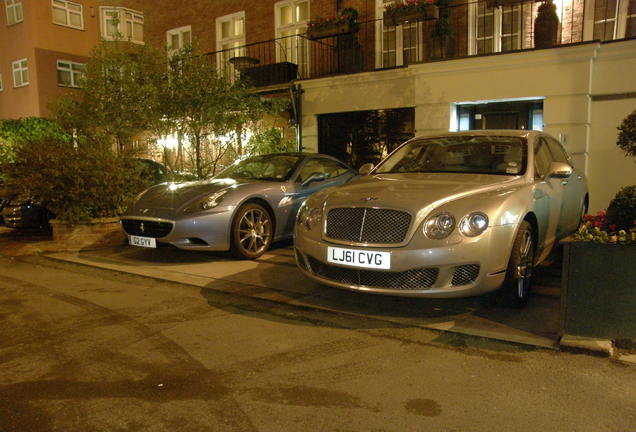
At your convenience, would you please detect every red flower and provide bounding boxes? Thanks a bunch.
[609,224,617,232]
[594,221,603,228]
[583,214,594,222]
[596,210,606,218]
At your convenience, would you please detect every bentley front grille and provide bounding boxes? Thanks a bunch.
[451,264,480,286]
[306,256,438,290]
[325,207,412,244]
[121,219,173,238]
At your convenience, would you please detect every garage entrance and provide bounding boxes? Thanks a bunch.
[317,108,415,168]
[456,100,544,131]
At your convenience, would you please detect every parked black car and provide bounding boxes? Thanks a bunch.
[1,195,54,229]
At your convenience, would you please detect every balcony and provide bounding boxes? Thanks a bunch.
[205,0,635,87]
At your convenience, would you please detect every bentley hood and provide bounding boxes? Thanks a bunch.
[318,173,524,211]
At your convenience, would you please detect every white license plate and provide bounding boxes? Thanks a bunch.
[327,246,390,270]
[129,235,156,248]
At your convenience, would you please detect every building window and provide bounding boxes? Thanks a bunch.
[167,25,192,57]
[588,0,636,40]
[216,12,246,74]
[275,0,309,76]
[377,0,423,68]
[57,60,85,87]
[100,7,144,43]
[470,1,525,55]
[12,58,28,87]
[52,0,83,29]
[5,0,23,25]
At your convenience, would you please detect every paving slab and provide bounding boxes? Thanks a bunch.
[45,243,561,350]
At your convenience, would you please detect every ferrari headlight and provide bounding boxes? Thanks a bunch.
[201,190,228,210]
[423,212,456,240]
[459,212,489,237]
[184,190,229,214]
[297,202,322,231]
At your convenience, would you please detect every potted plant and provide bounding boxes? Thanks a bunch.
[306,7,359,40]
[534,0,560,49]
[383,0,439,27]
[616,109,636,159]
[429,0,454,59]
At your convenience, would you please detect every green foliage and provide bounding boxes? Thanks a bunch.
[4,138,155,223]
[50,40,164,152]
[0,118,71,181]
[617,109,636,160]
[247,128,297,155]
[606,185,636,231]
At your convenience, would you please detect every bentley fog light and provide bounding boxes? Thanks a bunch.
[423,212,456,239]
[459,212,489,237]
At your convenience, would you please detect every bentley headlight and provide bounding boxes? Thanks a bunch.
[297,202,322,231]
[423,212,456,240]
[459,212,489,237]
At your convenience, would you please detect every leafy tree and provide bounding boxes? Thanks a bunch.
[159,46,290,178]
[51,40,165,153]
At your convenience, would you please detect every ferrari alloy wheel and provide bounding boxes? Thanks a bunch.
[231,203,273,259]
[500,220,535,308]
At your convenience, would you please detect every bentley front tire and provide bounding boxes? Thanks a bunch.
[500,220,535,308]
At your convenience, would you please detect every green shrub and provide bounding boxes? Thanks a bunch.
[606,185,636,231]
[617,110,636,159]
[4,138,154,223]
[0,118,71,181]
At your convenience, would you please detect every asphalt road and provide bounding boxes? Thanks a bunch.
[0,255,635,431]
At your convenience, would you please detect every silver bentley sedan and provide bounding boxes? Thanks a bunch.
[121,153,356,259]
[294,131,588,307]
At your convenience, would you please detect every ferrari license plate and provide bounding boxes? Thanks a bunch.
[327,247,390,270]
[129,235,156,248]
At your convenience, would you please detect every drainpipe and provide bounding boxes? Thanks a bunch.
[289,83,303,151]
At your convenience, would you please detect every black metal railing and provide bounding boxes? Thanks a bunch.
[205,0,634,86]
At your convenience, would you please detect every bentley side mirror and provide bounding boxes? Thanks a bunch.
[547,162,573,179]
[359,163,374,176]
[301,172,328,187]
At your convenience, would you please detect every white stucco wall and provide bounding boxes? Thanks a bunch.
[299,40,636,212]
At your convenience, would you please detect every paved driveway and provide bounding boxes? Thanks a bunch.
[46,241,562,349]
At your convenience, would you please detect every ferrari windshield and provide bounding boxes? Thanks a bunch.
[215,154,303,182]
[375,136,527,175]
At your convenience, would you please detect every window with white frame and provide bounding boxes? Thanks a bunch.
[469,1,525,55]
[377,0,423,68]
[52,0,83,29]
[12,58,28,87]
[5,0,23,25]
[100,7,144,43]
[167,25,192,57]
[57,60,85,87]
[275,0,309,76]
[586,0,636,40]
[216,12,246,74]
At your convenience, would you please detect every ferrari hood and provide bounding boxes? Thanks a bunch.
[132,178,239,211]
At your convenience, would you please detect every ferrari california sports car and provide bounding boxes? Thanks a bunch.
[121,152,356,259]
[294,130,588,307]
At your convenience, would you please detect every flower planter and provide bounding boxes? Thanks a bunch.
[383,5,439,27]
[560,238,636,341]
[241,62,298,87]
[307,21,356,40]
[50,217,126,250]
